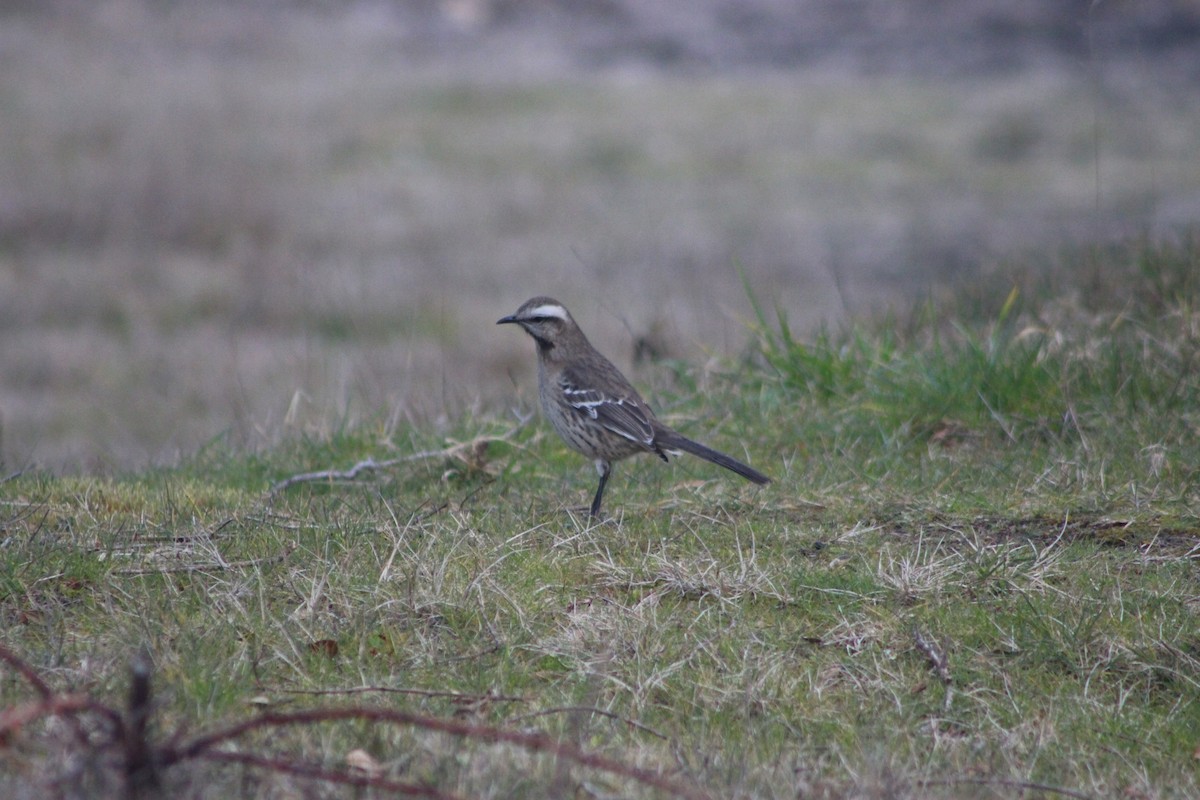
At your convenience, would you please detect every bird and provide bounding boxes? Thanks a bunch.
[498,296,770,518]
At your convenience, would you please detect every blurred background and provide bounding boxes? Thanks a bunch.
[2,0,1199,473]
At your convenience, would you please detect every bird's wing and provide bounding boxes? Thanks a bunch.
[558,368,655,446]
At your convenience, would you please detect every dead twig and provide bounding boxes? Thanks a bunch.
[165,707,713,800]
[113,548,295,577]
[509,705,669,740]
[0,642,54,698]
[912,627,951,684]
[913,627,953,712]
[124,650,159,799]
[0,693,120,738]
[199,750,465,800]
[268,424,528,495]
[276,686,525,704]
[920,776,1095,800]
[0,643,120,750]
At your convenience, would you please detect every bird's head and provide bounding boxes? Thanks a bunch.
[497,297,576,350]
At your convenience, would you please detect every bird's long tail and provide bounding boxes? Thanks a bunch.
[655,429,771,485]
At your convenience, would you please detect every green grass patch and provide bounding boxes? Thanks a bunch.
[2,237,1198,798]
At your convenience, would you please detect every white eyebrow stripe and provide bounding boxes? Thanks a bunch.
[526,304,568,320]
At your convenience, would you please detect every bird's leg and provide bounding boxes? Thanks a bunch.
[590,460,611,519]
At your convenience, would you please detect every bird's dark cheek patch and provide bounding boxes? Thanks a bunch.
[534,336,555,352]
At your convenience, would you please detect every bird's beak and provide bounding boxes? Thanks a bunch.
[496,314,518,325]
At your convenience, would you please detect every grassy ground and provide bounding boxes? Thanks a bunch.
[1,237,1197,798]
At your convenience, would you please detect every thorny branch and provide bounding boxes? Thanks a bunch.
[164,707,712,800]
[0,643,709,800]
[197,751,465,800]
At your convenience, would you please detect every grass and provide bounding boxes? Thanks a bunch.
[2,236,1198,798]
